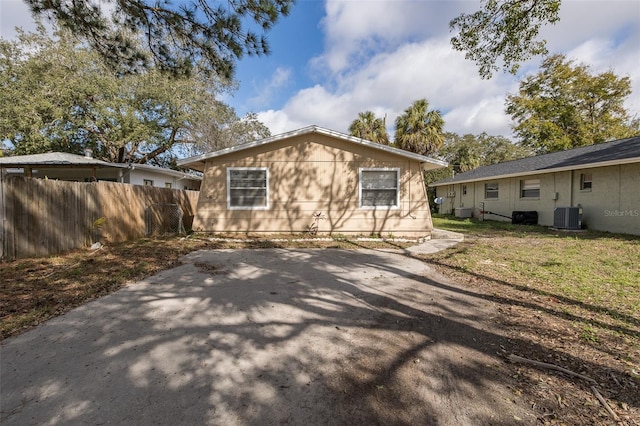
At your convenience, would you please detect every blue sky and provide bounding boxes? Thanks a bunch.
[2,0,639,140]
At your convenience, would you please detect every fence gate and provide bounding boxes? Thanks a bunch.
[145,204,185,236]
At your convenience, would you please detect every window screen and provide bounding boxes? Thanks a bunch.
[520,179,540,198]
[360,169,399,207]
[484,182,499,199]
[228,168,268,209]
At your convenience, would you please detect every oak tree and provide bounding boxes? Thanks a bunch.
[440,132,532,172]
[450,0,561,79]
[505,54,638,153]
[0,25,269,165]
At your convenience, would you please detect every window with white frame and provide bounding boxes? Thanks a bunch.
[484,182,499,199]
[165,182,172,188]
[227,168,269,209]
[143,179,153,186]
[580,173,592,190]
[359,168,400,208]
[520,178,540,198]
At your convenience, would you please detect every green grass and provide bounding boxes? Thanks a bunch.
[430,215,640,324]
[432,214,553,236]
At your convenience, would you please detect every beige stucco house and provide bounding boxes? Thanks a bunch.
[430,136,640,235]
[177,126,447,237]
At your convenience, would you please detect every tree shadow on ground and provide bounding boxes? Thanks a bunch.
[1,248,635,425]
[419,243,639,337]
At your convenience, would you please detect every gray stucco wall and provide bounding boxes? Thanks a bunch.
[574,163,640,234]
[434,163,639,235]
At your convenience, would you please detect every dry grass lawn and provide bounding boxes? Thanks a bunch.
[0,235,412,339]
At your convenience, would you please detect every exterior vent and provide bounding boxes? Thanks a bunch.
[554,207,582,230]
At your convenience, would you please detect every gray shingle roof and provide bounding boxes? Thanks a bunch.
[431,136,640,186]
[0,152,202,180]
[0,152,116,167]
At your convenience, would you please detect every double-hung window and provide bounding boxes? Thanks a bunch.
[520,178,540,198]
[484,182,499,199]
[580,173,592,191]
[359,168,400,208]
[227,168,269,209]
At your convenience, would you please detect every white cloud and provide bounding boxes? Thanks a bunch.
[519,0,640,119]
[259,0,640,140]
[257,110,307,135]
[541,0,640,53]
[259,84,354,134]
[248,67,293,108]
[564,36,640,117]
[518,1,640,76]
[443,96,514,137]
[260,36,518,137]
[316,0,474,74]
[4,0,638,140]
[319,1,414,72]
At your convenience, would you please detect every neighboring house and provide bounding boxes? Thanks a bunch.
[430,136,640,235]
[177,125,448,237]
[0,152,201,190]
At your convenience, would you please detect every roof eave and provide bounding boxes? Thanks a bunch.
[0,159,202,180]
[128,163,203,180]
[177,125,448,170]
[430,156,640,187]
[421,160,448,171]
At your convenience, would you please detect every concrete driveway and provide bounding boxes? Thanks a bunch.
[1,248,533,425]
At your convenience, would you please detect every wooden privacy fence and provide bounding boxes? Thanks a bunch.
[0,176,199,260]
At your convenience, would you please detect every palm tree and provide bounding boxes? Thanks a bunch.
[394,99,444,155]
[348,111,390,145]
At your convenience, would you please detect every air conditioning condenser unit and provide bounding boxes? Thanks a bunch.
[553,207,582,230]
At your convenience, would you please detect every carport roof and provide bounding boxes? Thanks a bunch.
[0,152,117,168]
[0,152,202,180]
[430,135,640,186]
[177,125,449,172]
